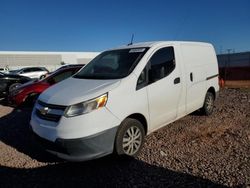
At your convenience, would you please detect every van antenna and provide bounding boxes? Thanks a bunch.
[128,34,134,46]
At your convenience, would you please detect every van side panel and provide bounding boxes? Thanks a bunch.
[181,43,214,114]
[204,46,219,96]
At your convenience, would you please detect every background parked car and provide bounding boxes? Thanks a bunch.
[0,72,32,98]
[9,67,49,79]
[56,64,85,71]
[0,68,5,73]
[0,67,9,73]
[9,64,83,106]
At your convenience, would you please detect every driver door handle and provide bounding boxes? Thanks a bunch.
[174,77,180,84]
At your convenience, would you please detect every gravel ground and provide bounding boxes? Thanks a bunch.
[0,89,249,187]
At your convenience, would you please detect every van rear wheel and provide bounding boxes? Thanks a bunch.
[115,118,145,157]
[202,92,214,116]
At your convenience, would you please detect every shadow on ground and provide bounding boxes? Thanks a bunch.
[0,158,228,188]
[0,105,227,187]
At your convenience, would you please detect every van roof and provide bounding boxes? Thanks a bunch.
[112,41,212,50]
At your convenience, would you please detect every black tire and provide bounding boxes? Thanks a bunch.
[201,92,215,116]
[24,93,39,107]
[8,83,22,92]
[115,118,145,157]
[40,75,46,79]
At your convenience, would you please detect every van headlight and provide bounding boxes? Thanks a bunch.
[64,93,108,117]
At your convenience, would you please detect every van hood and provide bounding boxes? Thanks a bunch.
[39,77,121,106]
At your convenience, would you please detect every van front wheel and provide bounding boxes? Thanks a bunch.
[115,118,145,157]
[202,92,215,116]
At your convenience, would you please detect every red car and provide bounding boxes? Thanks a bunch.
[9,64,84,106]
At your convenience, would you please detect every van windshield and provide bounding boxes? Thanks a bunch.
[74,48,149,79]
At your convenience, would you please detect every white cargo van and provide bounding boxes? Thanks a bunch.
[30,41,219,161]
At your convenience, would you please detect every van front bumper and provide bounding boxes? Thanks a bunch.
[32,126,118,162]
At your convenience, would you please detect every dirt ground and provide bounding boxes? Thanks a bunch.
[224,80,250,88]
[0,89,249,187]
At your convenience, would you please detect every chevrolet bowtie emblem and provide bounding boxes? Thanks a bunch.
[40,107,49,115]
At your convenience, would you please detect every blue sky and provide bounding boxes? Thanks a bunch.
[0,0,249,54]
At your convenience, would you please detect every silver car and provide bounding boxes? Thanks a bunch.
[10,67,49,79]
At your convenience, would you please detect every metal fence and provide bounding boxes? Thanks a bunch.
[217,52,250,80]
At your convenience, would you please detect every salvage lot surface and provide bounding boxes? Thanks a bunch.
[0,89,249,187]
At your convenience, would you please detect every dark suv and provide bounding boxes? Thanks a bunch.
[0,72,32,98]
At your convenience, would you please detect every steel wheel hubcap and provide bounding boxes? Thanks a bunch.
[122,126,142,155]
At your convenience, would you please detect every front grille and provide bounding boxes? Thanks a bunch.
[35,100,67,122]
[36,109,61,122]
[37,100,67,110]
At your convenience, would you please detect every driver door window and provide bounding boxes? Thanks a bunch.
[149,47,175,83]
[136,47,175,90]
